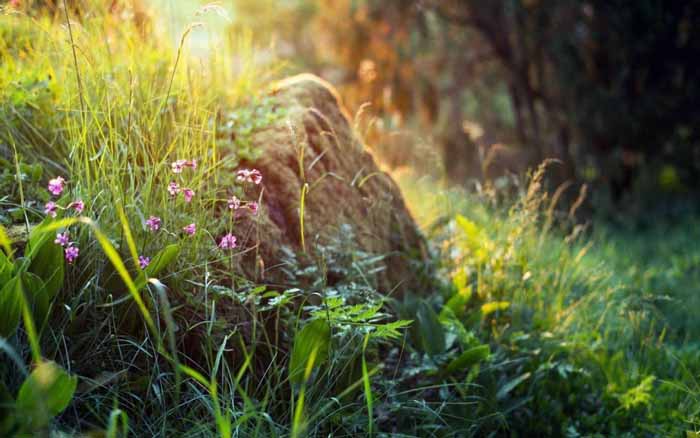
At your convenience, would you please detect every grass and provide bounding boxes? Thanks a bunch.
[395,167,700,435]
[1,4,700,437]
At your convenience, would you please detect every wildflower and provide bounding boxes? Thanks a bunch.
[249,169,262,184]
[47,176,66,196]
[227,196,241,210]
[248,201,259,215]
[64,245,79,264]
[236,168,262,185]
[54,232,70,246]
[138,255,151,269]
[236,169,249,182]
[168,181,181,196]
[146,216,161,232]
[44,201,58,218]
[182,188,195,203]
[183,223,196,236]
[218,233,237,249]
[69,200,84,214]
[171,159,188,173]
[186,159,197,170]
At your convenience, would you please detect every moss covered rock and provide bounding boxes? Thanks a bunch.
[236,74,429,295]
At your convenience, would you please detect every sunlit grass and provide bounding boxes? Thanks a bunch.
[2,3,700,437]
[394,165,700,434]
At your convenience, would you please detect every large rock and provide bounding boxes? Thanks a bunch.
[236,74,429,295]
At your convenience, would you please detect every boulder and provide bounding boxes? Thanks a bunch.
[236,74,429,296]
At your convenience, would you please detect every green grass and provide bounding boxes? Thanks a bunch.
[395,167,700,435]
[1,4,700,437]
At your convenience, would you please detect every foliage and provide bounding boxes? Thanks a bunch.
[1,3,700,438]
[227,0,700,201]
[396,167,700,436]
[0,221,65,338]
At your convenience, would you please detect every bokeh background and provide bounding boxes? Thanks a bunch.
[3,2,700,436]
[24,0,700,216]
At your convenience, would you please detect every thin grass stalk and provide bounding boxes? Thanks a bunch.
[62,0,85,120]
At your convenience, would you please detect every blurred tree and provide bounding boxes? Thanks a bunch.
[420,0,700,195]
[246,0,700,197]
[24,0,700,197]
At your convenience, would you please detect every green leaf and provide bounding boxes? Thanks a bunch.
[134,244,180,291]
[439,306,478,349]
[497,372,531,400]
[455,214,482,241]
[0,276,21,338]
[0,379,14,414]
[0,379,15,436]
[481,301,510,316]
[372,319,413,340]
[145,244,180,279]
[26,232,64,299]
[0,224,13,261]
[361,334,373,435]
[289,319,331,385]
[618,375,655,410]
[25,218,54,261]
[106,408,129,438]
[444,345,490,375]
[16,361,77,428]
[0,249,13,286]
[30,164,43,182]
[416,301,446,356]
[444,287,471,319]
[21,272,49,332]
[117,204,140,273]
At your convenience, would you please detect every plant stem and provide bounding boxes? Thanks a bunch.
[62,0,86,122]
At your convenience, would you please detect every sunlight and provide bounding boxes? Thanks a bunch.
[1,1,698,436]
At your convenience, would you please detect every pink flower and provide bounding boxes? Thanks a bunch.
[171,159,188,173]
[249,169,262,184]
[47,176,66,196]
[64,245,79,264]
[138,255,151,269]
[44,201,58,218]
[248,201,259,215]
[218,233,237,249]
[146,216,161,232]
[54,232,70,246]
[182,188,194,203]
[186,159,197,170]
[183,223,196,236]
[236,169,249,182]
[227,196,241,210]
[236,168,262,185]
[168,181,181,196]
[69,200,84,214]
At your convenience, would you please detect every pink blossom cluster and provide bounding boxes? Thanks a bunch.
[138,256,151,269]
[49,163,264,268]
[168,159,197,203]
[218,233,237,249]
[47,177,65,196]
[226,195,259,215]
[146,216,161,231]
[167,181,195,203]
[45,176,85,264]
[236,168,262,185]
[142,162,266,258]
[183,223,196,236]
[171,159,197,173]
[44,177,84,218]
[228,168,263,216]
[54,231,79,264]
